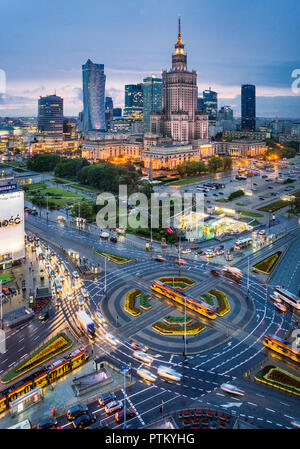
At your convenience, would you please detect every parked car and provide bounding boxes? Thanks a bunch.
[73,413,96,429]
[38,418,57,429]
[98,393,117,406]
[115,407,136,422]
[110,236,118,243]
[2,288,10,296]
[105,400,123,414]
[38,310,49,321]
[67,404,88,421]
[8,287,16,295]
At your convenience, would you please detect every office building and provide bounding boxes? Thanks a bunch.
[218,106,233,121]
[142,75,162,133]
[197,97,205,112]
[203,89,218,125]
[123,84,143,122]
[113,108,122,117]
[82,59,106,133]
[37,94,63,139]
[241,84,256,131]
[150,17,209,143]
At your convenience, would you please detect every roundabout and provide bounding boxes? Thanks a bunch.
[94,264,257,356]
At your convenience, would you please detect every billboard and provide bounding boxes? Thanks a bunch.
[0,190,25,262]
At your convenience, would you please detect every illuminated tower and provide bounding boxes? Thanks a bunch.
[150,17,208,143]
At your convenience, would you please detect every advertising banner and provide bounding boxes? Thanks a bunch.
[0,190,25,261]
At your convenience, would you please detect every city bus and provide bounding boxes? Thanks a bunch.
[263,334,300,363]
[150,280,217,319]
[222,267,243,284]
[270,287,300,310]
[234,238,253,251]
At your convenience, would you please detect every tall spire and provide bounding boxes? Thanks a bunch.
[176,15,183,47]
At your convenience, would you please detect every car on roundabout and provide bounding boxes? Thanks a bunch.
[152,255,166,262]
[104,333,119,346]
[136,368,157,383]
[131,341,148,352]
[157,365,182,382]
[132,350,153,365]
[220,383,245,396]
[181,249,191,255]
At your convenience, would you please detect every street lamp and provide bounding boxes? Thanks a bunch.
[104,256,107,299]
[119,364,131,429]
[0,280,3,330]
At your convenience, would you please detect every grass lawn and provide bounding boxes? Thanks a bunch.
[25,185,86,208]
[68,183,100,194]
[258,200,289,213]
[215,198,230,203]
[0,274,12,284]
[241,211,264,218]
[169,177,202,186]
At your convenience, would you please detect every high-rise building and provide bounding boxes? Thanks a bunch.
[123,84,143,122]
[150,17,208,143]
[105,97,114,131]
[142,75,162,133]
[113,108,122,117]
[38,94,63,139]
[218,106,233,121]
[203,89,218,125]
[197,97,204,112]
[241,84,256,131]
[63,118,78,140]
[82,59,106,133]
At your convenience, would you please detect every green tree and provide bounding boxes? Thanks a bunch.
[71,202,94,220]
[27,154,61,172]
[207,156,223,172]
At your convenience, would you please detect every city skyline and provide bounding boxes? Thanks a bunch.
[0,0,299,118]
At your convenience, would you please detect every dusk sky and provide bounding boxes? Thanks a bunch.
[1,0,299,118]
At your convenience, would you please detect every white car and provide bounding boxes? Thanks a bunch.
[105,333,119,346]
[77,295,84,308]
[137,368,157,383]
[95,311,105,324]
[67,292,73,301]
[59,274,65,283]
[73,271,79,279]
[132,350,153,365]
[220,383,245,396]
[81,288,89,299]
[181,249,191,255]
[157,365,182,382]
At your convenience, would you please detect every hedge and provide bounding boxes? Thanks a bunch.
[255,365,300,396]
[253,251,282,274]
[1,332,73,383]
[139,293,152,311]
[124,289,142,316]
[96,250,133,264]
[157,276,195,288]
[152,320,206,335]
[208,289,230,316]
[163,315,194,325]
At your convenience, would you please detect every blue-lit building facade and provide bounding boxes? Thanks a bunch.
[123,84,143,122]
[37,94,63,139]
[82,59,106,133]
[203,89,218,125]
[142,75,162,133]
[241,84,256,131]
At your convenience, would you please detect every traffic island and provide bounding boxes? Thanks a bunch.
[1,332,73,383]
[208,289,231,316]
[152,316,206,335]
[95,250,133,264]
[252,251,282,275]
[157,276,196,289]
[124,289,152,316]
[254,365,300,397]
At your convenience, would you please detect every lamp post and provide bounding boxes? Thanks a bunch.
[104,256,107,299]
[120,364,131,429]
[0,280,3,330]
[183,295,187,361]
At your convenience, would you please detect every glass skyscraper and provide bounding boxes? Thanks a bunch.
[123,84,143,122]
[142,75,162,133]
[203,89,218,125]
[241,84,256,131]
[38,94,63,139]
[82,59,106,133]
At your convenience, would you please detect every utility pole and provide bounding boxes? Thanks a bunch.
[120,364,131,429]
[46,194,49,224]
[247,256,250,293]
[184,295,187,361]
[104,256,107,299]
